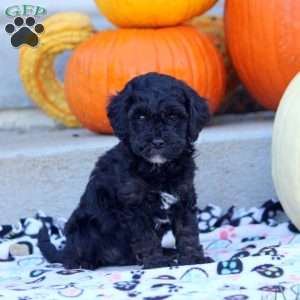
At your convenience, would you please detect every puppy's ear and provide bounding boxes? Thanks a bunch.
[184,85,210,142]
[107,83,132,140]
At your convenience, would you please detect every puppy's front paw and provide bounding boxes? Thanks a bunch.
[178,254,214,266]
[143,256,175,269]
[64,259,99,270]
[63,259,80,270]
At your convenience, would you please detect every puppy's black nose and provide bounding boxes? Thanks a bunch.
[152,139,165,148]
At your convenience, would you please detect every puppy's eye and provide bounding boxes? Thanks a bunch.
[137,114,146,120]
[167,113,178,120]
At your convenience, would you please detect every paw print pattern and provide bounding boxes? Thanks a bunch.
[167,284,183,293]
[253,246,283,261]
[288,222,300,233]
[25,275,46,284]
[153,274,177,280]
[151,283,183,294]
[252,264,284,278]
[180,267,209,282]
[206,239,232,250]
[217,259,243,275]
[5,16,44,47]
[241,236,265,243]
[220,284,246,291]
[56,269,84,275]
[261,199,282,225]
[114,280,139,291]
[144,296,171,300]
[198,205,221,233]
[258,285,286,293]
[57,283,83,298]
[219,227,237,241]
[130,270,144,281]
[30,269,50,278]
[271,254,285,261]
[254,246,278,257]
[231,251,250,260]
[291,284,300,296]
[223,295,249,300]
[0,225,12,237]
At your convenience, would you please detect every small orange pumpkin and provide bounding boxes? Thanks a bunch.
[225,0,300,110]
[94,0,217,28]
[64,26,226,133]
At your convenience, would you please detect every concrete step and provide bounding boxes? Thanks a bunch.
[0,111,275,223]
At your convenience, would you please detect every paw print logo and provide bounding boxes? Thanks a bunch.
[5,16,44,48]
[167,284,183,293]
[128,291,141,297]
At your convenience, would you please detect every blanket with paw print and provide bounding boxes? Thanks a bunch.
[0,199,300,300]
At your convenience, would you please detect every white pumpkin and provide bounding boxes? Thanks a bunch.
[272,72,300,230]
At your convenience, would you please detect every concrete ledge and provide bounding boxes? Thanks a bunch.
[0,107,274,132]
[0,113,276,223]
[0,108,60,131]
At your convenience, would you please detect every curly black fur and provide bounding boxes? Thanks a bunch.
[38,72,211,269]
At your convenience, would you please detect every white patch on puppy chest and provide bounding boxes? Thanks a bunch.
[154,192,178,230]
[149,155,167,164]
[160,192,179,210]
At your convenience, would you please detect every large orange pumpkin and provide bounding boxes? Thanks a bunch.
[225,0,300,110]
[65,26,226,133]
[94,0,217,28]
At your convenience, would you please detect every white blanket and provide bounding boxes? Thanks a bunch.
[0,199,299,300]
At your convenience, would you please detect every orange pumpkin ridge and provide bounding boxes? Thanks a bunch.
[65,26,226,134]
[225,0,300,110]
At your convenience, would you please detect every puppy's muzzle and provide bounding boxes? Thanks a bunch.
[151,139,165,149]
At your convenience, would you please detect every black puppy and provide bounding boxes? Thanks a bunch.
[38,72,211,269]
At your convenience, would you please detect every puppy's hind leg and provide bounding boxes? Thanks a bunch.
[64,207,135,269]
[122,208,175,269]
[97,230,136,267]
[61,181,135,269]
